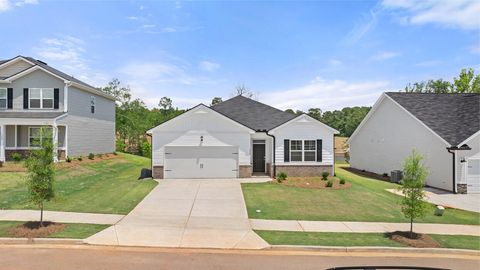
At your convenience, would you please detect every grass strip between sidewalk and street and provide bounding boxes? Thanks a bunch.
[0,221,109,239]
[255,230,480,250]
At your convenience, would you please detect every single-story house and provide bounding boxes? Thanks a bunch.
[0,55,116,162]
[348,92,480,194]
[147,95,339,179]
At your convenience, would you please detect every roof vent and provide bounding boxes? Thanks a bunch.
[36,60,47,65]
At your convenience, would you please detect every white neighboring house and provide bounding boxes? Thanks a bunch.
[147,95,339,179]
[0,55,116,162]
[348,92,480,194]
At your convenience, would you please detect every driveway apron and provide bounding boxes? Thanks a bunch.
[85,179,269,249]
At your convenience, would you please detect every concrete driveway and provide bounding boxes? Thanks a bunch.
[85,179,269,249]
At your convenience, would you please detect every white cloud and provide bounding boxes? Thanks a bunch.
[344,5,382,45]
[126,16,139,20]
[33,35,108,86]
[415,60,442,67]
[260,78,390,111]
[199,61,220,72]
[470,44,480,55]
[382,0,480,30]
[140,24,156,29]
[371,51,400,61]
[0,0,37,12]
[139,5,144,10]
[328,59,342,66]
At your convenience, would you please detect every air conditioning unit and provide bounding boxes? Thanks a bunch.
[390,170,403,183]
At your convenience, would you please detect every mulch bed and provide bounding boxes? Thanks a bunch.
[58,153,119,169]
[0,162,26,172]
[8,221,65,238]
[386,231,441,248]
[274,176,352,190]
[342,166,391,182]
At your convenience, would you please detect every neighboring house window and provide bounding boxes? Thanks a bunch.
[29,127,53,147]
[29,88,54,109]
[90,96,95,114]
[290,140,303,161]
[304,140,316,161]
[0,88,6,109]
[290,140,316,162]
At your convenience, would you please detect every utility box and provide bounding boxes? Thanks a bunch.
[391,170,403,183]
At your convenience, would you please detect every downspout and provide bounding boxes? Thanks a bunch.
[264,131,276,178]
[446,147,456,194]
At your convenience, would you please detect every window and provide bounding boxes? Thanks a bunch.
[0,88,6,109]
[304,140,316,161]
[29,127,53,147]
[29,88,54,109]
[290,140,302,161]
[90,96,96,114]
[290,140,317,162]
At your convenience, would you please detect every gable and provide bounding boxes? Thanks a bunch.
[147,104,254,134]
[269,114,339,135]
[0,57,33,78]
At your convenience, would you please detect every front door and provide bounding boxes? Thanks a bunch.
[252,144,266,173]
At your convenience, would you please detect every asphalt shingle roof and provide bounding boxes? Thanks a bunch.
[386,92,480,146]
[211,95,297,131]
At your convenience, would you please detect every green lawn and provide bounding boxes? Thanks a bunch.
[0,153,157,214]
[256,230,480,250]
[0,221,108,239]
[242,164,480,225]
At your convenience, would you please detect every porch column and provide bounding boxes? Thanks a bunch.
[0,125,5,162]
[52,124,59,163]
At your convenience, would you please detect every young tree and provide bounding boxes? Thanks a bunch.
[398,150,428,239]
[453,68,480,93]
[307,108,322,120]
[24,128,56,227]
[101,78,132,105]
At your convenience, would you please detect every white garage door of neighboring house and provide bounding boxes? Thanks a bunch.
[467,158,480,193]
[164,146,238,179]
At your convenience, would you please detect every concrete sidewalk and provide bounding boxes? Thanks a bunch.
[251,219,480,236]
[0,210,124,225]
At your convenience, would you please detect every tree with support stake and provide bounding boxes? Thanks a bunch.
[398,150,428,239]
[24,127,56,227]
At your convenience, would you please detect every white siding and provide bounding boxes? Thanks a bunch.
[271,116,335,166]
[0,60,32,78]
[349,97,453,191]
[151,106,252,167]
[458,132,480,185]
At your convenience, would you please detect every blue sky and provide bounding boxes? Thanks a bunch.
[1,0,479,110]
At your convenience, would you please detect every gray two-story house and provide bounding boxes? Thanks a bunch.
[0,55,115,162]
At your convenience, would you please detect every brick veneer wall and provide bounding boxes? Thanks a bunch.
[5,149,66,161]
[275,165,333,177]
[153,166,164,179]
[239,165,252,178]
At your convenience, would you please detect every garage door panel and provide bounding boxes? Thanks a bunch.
[164,146,238,179]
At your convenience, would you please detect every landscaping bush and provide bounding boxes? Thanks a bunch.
[326,180,333,187]
[66,156,72,163]
[340,178,346,185]
[77,156,83,161]
[113,152,118,156]
[88,153,95,160]
[11,153,22,163]
[97,153,103,158]
[321,171,329,180]
[276,172,287,183]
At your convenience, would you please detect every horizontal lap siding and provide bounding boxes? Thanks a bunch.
[0,61,32,78]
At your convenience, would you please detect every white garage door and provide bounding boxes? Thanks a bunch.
[164,146,238,179]
[467,158,480,193]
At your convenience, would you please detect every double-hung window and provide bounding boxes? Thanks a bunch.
[29,88,54,109]
[0,88,6,109]
[90,96,96,113]
[290,140,317,162]
[29,127,53,147]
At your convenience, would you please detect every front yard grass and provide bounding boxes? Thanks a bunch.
[242,164,480,225]
[0,153,157,214]
[256,230,480,250]
[0,221,108,239]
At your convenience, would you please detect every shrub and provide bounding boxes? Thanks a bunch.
[340,178,346,185]
[66,156,72,163]
[276,172,287,183]
[88,153,95,160]
[77,156,83,161]
[113,152,118,156]
[383,173,388,177]
[321,171,329,180]
[11,153,22,163]
[97,153,103,158]
[326,180,333,187]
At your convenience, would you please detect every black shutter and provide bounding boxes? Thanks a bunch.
[284,139,290,162]
[316,139,322,162]
[54,88,59,109]
[23,88,29,109]
[7,88,13,109]
[91,105,95,114]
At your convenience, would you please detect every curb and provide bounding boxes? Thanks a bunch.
[0,237,83,245]
[271,245,480,256]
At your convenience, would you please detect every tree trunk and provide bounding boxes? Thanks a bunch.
[40,203,44,227]
[410,216,413,239]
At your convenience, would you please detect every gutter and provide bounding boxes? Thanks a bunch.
[261,130,276,178]
[446,144,472,194]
